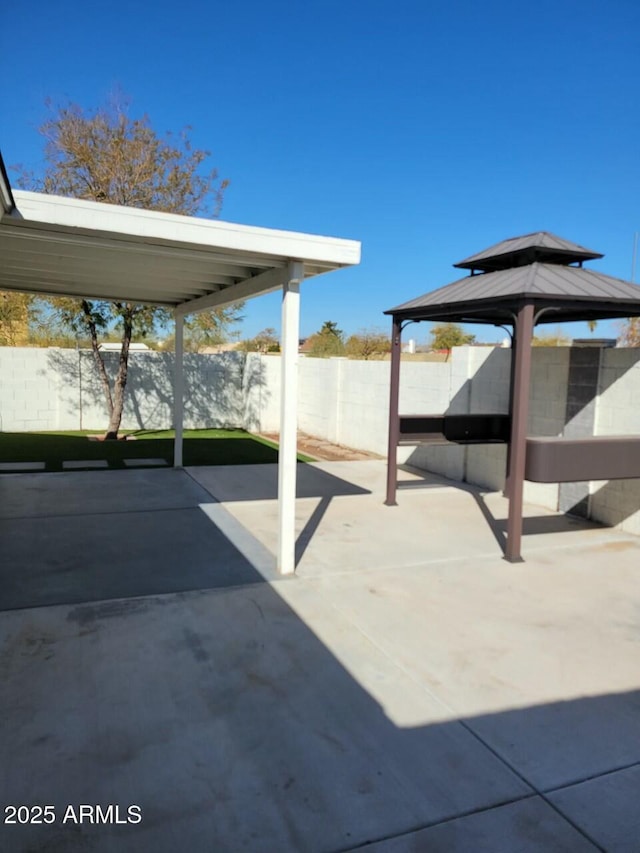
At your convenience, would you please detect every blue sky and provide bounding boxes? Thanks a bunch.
[2,0,639,343]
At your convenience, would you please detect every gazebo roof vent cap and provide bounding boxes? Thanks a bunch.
[454,231,604,273]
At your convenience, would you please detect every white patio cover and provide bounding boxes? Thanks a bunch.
[0,182,361,574]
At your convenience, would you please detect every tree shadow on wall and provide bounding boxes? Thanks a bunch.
[45,349,270,434]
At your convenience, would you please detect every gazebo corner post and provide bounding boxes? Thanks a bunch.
[277,261,304,575]
[173,311,185,468]
[385,315,402,506]
[505,301,535,562]
[503,324,518,499]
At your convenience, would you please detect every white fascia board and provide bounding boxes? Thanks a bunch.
[12,191,362,268]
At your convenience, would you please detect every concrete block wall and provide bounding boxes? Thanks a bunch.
[243,354,280,433]
[325,359,392,455]
[523,347,571,510]
[405,348,473,481]
[297,357,341,442]
[0,347,251,432]
[589,348,640,535]
[1,344,639,535]
[0,347,79,431]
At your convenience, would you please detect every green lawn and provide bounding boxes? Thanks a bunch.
[0,428,314,472]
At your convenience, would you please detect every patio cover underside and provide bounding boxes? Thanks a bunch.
[0,174,361,574]
[0,191,360,312]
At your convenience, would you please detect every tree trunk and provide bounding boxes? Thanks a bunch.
[105,307,133,440]
[82,300,114,425]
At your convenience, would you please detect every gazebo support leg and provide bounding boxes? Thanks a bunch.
[173,313,184,468]
[277,262,303,575]
[385,316,402,506]
[505,302,534,562]
[503,329,518,499]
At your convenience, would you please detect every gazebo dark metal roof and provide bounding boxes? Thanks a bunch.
[386,231,640,326]
[383,232,640,564]
[453,231,603,272]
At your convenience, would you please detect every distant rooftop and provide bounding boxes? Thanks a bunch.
[98,342,150,351]
[454,231,603,273]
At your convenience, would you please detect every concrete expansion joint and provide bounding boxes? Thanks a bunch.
[331,793,539,853]
[542,758,640,795]
[451,715,607,853]
[324,594,461,719]
[3,505,200,523]
[318,593,613,853]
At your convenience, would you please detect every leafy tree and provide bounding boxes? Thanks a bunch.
[319,321,343,337]
[429,323,475,351]
[618,317,640,347]
[238,327,280,353]
[18,98,238,438]
[0,292,33,345]
[345,327,390,360]
[306,320,345,358]
[162,307,245,353]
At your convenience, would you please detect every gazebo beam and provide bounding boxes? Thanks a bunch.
[504,302,535,562]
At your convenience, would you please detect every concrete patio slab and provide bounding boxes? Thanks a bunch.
[0,507,266,611]
[298,544,640,792]
[0,460,45,471]
[548,765,640,853]
[63,459,109,469]
[0,461,638,851]
[348,796,599,852]
[0,469,269,610]
[187,460,380,502]
[200,462,621,576]
[0,468,213,519]
[0,584,531,853]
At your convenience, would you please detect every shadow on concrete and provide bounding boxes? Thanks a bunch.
[0,565,637,853]
[395,463,459,492]
[0,469,267,611]
[295,494,332,565]
[188,463,373,570]
[469,492,603,554]
[188,462,371,503]
[0,461,377,610]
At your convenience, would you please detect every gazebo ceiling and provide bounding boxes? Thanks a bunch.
[386,231,640,326]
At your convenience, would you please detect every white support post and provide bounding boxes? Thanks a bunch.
[173,313,185,468]
[277,261,303,575]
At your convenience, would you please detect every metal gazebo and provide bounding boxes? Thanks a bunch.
[384,232,640,561]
